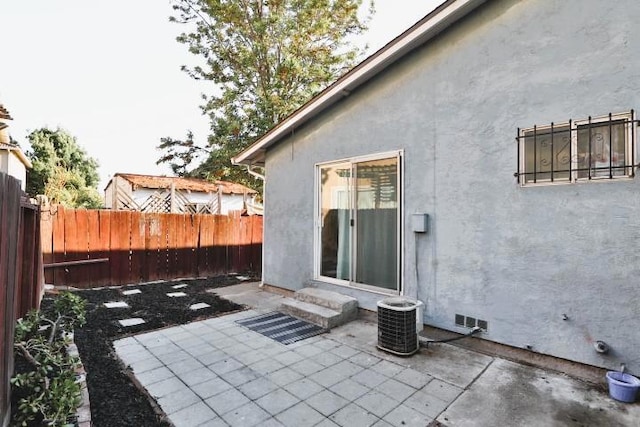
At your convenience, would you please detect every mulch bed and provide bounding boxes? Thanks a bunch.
[47,275,251,427]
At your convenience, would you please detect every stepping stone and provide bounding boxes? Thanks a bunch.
[119,318,145,327]
[122,289,142,296]
[167,292,187,298]
[172,284,188,289]
[104,301,129,309]
[190,303,211,311]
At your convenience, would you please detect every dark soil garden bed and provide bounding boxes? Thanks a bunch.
[49,275,250,427]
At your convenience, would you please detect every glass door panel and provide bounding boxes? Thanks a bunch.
[354,157,398,290]
[319,163,351,281]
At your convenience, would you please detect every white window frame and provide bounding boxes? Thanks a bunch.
[313,150,403,296]
[519,111,635,186]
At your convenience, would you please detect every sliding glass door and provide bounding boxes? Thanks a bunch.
[317,152,400,293]
[318,162,351,281]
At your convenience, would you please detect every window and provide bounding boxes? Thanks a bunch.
[516,111,636,185]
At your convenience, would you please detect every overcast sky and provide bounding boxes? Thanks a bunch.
[0,0,441,190]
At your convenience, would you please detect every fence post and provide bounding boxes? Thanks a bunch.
[0,173,36,425]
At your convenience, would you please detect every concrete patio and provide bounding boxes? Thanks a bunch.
[114,283,640,426]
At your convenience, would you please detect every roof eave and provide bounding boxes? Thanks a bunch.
[3,145,32,168]
[16,149,32,168]
[232,0,486,166]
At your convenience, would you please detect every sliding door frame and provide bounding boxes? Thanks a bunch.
[314,150,403,295]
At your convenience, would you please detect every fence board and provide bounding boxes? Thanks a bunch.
[144,214,161,282]
[226,212,242,273]
[31,208,44,314]
[63,208,77,285]
[230,212,243,273]
[40,206,53,284]
[240,216,252,272]
[51,206,66,285]
[197,215,213,277]
[208,215,221,276]
[176,214,189,278]
[84,211,100,288]
[159,213,168,281]
[17,206,38,317]
[129,212,145,284]
[252,215,263,272]
[183,215,199,278]
[86,210,108,287]
[164,214,173,280]
[212,215,227,275]
[229,214,240,272]
[166,213,178,279]
[68,209,90,286]
[109,211,131,285]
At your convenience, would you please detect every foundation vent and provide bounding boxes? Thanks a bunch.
[455,314,488,331]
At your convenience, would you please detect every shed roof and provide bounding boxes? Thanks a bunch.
[0,104,12,121]
[110,173,257,195]
[232,0,486,166]
[0,142,32,168]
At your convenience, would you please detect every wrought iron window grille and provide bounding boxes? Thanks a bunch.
[515,111,638,185]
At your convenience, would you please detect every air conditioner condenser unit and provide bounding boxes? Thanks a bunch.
[377,297,424,356]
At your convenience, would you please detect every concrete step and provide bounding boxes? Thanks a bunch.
[279,299,344,330]
[279,288,359,329]
[295,288,358,313]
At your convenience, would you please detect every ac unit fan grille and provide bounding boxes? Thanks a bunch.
[378,305,418,356]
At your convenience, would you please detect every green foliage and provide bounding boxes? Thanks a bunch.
[157,0,374,189]
[52,292,87,332]
[156,131,198,177]
[11,342,81,427]
[11,292,87,427]
[13,311,44,344]
[26,127,103,209]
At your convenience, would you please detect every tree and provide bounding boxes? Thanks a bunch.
[157,0,373,189]
[26,128,102,209]
[157,130,197,177]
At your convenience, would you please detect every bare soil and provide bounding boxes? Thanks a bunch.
[54,275,249,427]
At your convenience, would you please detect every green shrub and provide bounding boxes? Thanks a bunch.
[52,292,86,333]
[13,311,44,343]
[11,292,86,427]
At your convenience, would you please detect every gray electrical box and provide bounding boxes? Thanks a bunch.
[412,213,429,233]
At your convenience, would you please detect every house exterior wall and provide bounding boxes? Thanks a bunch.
[263,0,640,373]
[0,152,7,176]
[0,151,27,191]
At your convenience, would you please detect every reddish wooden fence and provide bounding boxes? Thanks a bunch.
[41,206,263,288]
[1,173,43,426]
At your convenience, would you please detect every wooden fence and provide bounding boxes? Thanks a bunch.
[41,206,263,288]
[0,173,43,426]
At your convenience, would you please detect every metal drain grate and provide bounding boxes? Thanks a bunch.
[236,312,326,345]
